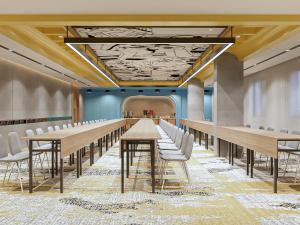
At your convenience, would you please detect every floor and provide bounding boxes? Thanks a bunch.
[0,140,300,225]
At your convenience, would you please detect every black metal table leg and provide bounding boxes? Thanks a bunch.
[270,157,273,175]
[51,141,55,178]
[228,142,231,164]
[246,149,250,175]
[205,133,208,149]
[99,138,103,157]
[90,142,94,165]
[130,144,133,166]
[126,141,129,178]
[115,130,117,143]
[121,140,125,193]
[150,140,155,193]
[111,132,113,147]
[29,140,33,193]
[231,143,234,166]
[250,150,254,178]
[274,158,278,193]
[218,138,221,157]
[199,131,202,145]
[193,129,196,142]
[60,158,63,193]
[106,134,109,151]
[77,150,80,178]
[55,141,58,175]
[79,148,82,175]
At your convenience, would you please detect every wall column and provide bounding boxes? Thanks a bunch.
[187,78,204,120]
[213,53,244,156]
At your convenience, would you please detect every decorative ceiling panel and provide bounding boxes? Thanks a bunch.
[74,27,225,81]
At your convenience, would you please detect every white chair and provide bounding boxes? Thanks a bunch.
[48,126,54,133]
[73,123,78,127]
[160,133,194,190]
[54,125,60,131]
[78,122,82,126]
[67,123,72,128]
[7,132,39,192]
[158,129,184,150]
[62,124,68,129]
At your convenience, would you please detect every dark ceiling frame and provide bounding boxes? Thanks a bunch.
[64,37,235,44]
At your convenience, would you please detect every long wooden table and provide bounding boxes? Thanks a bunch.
[27,119,126,193]
[217,126,300,193]
[120,119,161,193]
[180,119,214,149]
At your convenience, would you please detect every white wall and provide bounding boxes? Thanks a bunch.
[244,56,300,132]
[0,58,72,150]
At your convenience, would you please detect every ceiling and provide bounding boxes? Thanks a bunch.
[74,27,225,81]
[1,0,300,14]
[0,2,300,87]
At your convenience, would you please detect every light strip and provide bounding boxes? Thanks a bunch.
[66,43,119,87]
[178,43,234,87]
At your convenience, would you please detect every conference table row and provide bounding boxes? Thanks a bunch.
[180,119,300,193]
[27,119,126,193]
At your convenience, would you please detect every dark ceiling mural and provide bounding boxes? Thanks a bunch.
[75,27,225,81]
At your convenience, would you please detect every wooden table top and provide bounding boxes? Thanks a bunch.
[27,119,126,158]
[121,119,161,140]
[26,119,124,141]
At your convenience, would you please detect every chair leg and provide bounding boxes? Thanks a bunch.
[284,153,291,177]
[16,162,24,192]
[7,163,15,183]
[3,163,10,184]
[182,161,191,184]
[160,161,167,190]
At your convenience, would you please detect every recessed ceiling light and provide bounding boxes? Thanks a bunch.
[209,28,213,32]
[285,49,291,52]
[58,35,64,38]
[121,89,126,93]
[105,90,110,93]
[155,89,160,93]
[8,49,13,52]
[236,35,241,38]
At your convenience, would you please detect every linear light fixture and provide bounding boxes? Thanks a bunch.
[66,43,119,87]
[178,43,234,87]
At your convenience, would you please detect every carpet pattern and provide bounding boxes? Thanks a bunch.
[0,142,299,225]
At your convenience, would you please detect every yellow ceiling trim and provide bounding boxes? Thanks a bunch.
[2,15,300,26]
[0,25,113,86]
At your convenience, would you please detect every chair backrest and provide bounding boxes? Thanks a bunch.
[82,122,86,125]
[62,124,68,129]
[245,124,251,128]
[171,126,178,141]
[48,126,54,132]
[78,122,82,126]
[36,128,48,146]
[175,129,184,148]
[267,127,274,131]
[184,134,194,160]
[67,124,72,128]
[73,123,78,127]
[25,129,39,148]
[54,125,60,131]
[287,131,300,149]
[8,132,23,155]
[179,132,189,154]
[258,126,265,130]
[0,134,10,158]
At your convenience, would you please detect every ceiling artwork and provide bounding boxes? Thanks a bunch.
[74,27,225,81]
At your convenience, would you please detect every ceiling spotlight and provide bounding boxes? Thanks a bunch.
[8,49,13,52]
[209,28,213,32]
[171,90,176,93]
[58,35,64,38]
[105,90,110,93]
[121,89,126,93]
[138,90,143,93]
[236,35,241,39]
[155,89,160,93]
[86,89,92,94]
[285,49,291,52]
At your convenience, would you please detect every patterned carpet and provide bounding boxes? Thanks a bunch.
[0,141,300,225]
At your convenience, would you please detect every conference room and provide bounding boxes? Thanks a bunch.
[0,0,300,224]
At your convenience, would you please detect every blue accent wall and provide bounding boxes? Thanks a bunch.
[81,87,188,126]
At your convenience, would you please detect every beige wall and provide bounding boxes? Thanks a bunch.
[0,58,72,149]
[244,56,300,132]
[123,96,176,118]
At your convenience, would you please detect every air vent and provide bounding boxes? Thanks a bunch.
[245,43,300,71]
